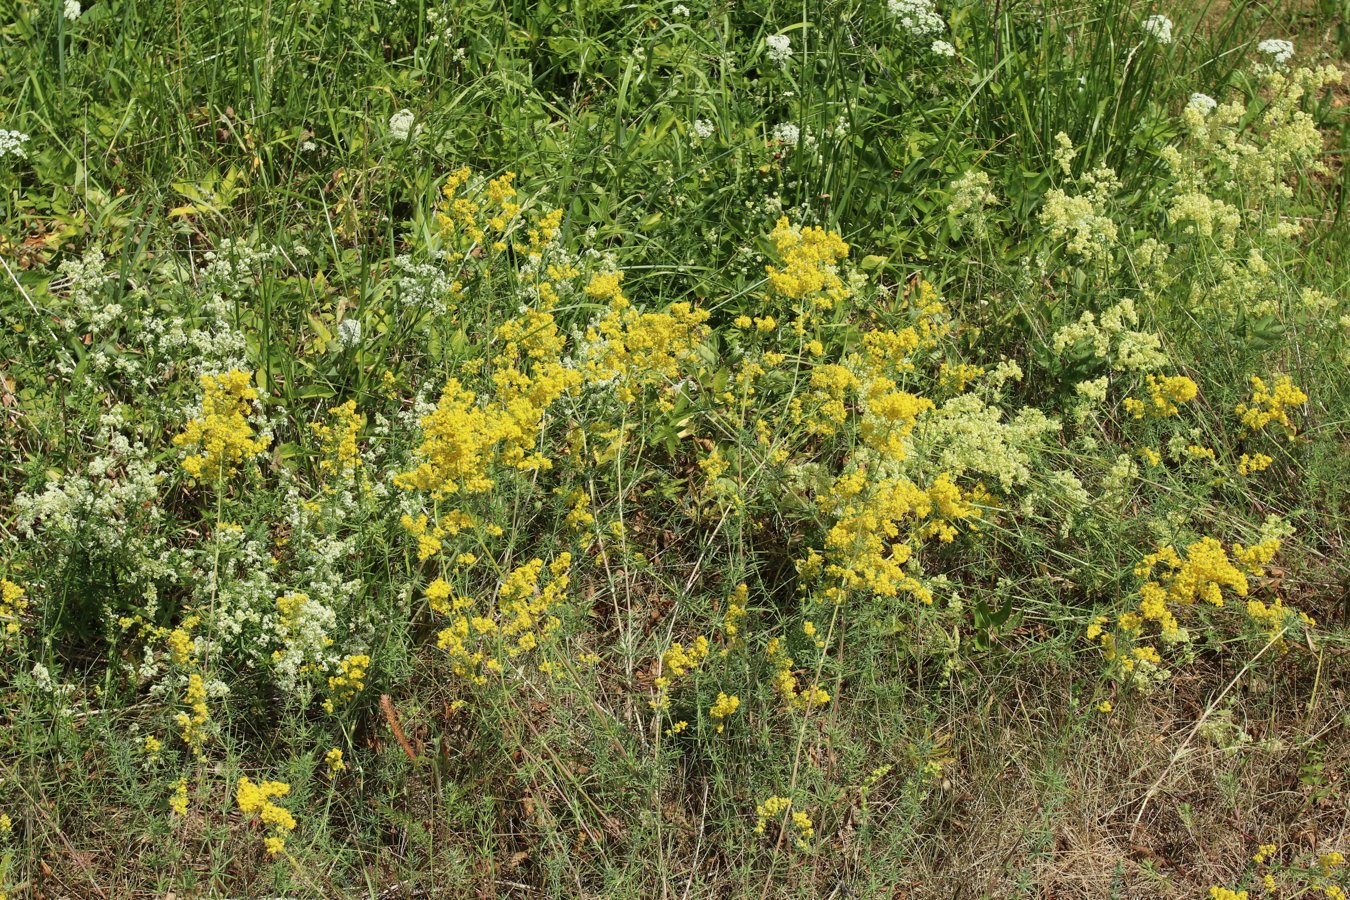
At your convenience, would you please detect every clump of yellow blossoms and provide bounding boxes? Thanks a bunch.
[754,796,815,850]
[164,616,212,756]
[434,555,573,687]
[1236,375,1307,438]
[169,777,189,816]
[177,672,210,757]
[722,584,749,650]
[438,167,521,247]
[142,735,162,762]
[1209,888,1249,900]
[765,638,829,711]
[326,653,370,707]
[582,281,710,404]
[764,216,851,308]
[0,579,28,642]
[1238,453,1273,476]
[709,692,739,733]
[324,747,346,778]
[312,400,362,480]
[1091,529,1307,685]
[236,776,296,856]
[1123,374,1197,419]
[651,634,710,709]
[173,369,271,483]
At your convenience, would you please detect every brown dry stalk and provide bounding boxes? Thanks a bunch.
[380,694,419,761]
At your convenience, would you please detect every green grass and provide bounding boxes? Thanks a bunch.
[2,0,1349,896]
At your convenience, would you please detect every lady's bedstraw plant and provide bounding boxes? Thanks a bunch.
[173,370,270,485]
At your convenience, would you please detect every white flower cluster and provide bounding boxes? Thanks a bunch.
[0,130,30,159]
[930,39,956,58]
[947,170,998,238]
[391,254,459,317]
[692,118,715,140]
[1257,39,1294,66]
[771,122,800,145]
[765,33,792,67]
[337,317,362,349]
[389,108,416,142]
[887,0,945,40]
[200,237,279,301]
[52,247,118,326]
[64,0,80,20]
[1186,92,1217,115]
[671,3,690,16]
[1142,14,1173,45]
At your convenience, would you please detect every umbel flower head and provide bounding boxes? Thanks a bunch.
[173,369,270,483]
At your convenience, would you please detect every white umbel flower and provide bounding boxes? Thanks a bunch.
[64,0,80,20]
[887,0,945,40]
[337,318,362,349]
[1142,14,1173,44]
[931,39,956,58]
[766,33,792,66]
[388,108,415,142]
[1186,93,1217,115]
[771,122,800,145]
[1257,39,1294,66]
[0,130,30,158]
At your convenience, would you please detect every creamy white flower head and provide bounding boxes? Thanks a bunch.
[338,318,362,348]
[888,0,945,39]
[671,3,690,16]
[1142,14,1173,44]
[0,130,30,159]
[388,108,415,142]
[1186,92,1217,115]
[692,119,715,140]
[771,122,800,145]
[766,33,792,66]
[64,0,80,20]
[931,39,956,58]
[1257,38,1294,65]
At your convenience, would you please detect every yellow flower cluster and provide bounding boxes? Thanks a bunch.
[438,167,518,247]
[1092,534,1297,683]
[142,734,162,762]
[722,584,749,649]
[764,637,829,711]
[709,692,740,733]
[434,555,573,687]
[805,468,980,607]
[397,306,584,499]
[583,285,710,404]
[173,369,271,483]
[753,796,814,849]
[938,362,985,393]
[1237,452,1273,475]
[177,672,209,757]
[164,616,211,756]
[326,653,370,707]
[1209,888,1249,900]
[324,747,346,778]
[312,400,362,480]
[1122,374,1197,419]
[169,777,189,816]
[764,216,851,308]
[235,776,296,856]
[1236,375,1307,438]
[651,635,710,708]
[0,579,28,641]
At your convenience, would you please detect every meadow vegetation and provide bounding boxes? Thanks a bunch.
[1,0,1350,896]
